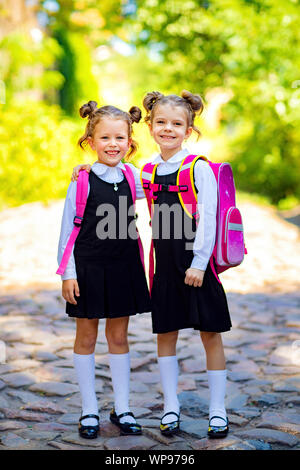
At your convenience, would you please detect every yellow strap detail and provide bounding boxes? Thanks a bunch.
[177,155,209,219]
[176,157,193,219]
[151,164,158,184]
[189,156,203,202]
[140,164,147,198]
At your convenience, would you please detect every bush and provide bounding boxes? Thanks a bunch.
[0,101,91,209]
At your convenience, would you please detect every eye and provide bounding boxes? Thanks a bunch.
[156,120,164,124]
[101,136,108,139]
[175,122,182,126]
[117,136,125,140]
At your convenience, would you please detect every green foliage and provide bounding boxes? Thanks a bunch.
[0,101,92,210]
[0,31,63,104]
[54,29,99,116]
[1,0,300,210]
[38,0,125,42]
[133,0,300,205]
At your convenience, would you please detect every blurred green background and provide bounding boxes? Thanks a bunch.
[0,0,299,210]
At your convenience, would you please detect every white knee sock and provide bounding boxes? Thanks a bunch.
[158,355,180,425]
[207,369,227,427]
[108,352,136,424]
[73,352,99,426]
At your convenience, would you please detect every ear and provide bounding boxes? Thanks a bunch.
[148,122,153,137]
[128,137,132,149]
[87,136,95,151]
[185,127,193,140]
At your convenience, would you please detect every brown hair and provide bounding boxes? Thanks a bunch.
[143,90,204,139]
[78,101,142,160]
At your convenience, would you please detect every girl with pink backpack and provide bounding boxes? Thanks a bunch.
[57,101,151,439]
[72,90,246,439]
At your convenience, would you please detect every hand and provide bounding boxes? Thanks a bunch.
[184,268,205,288]
[71,164,91,182]
[62,279,80,304]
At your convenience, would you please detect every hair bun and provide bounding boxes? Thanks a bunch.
[143,91,164,112]
[128,106,142,123]
[79,100,98,118]
[181,90,204,114]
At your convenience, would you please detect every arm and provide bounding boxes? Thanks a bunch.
[125,163,146,199]
[57,181,77,281]
[57,181,90,303]
[185,160,217,287]
[71,164,92,182]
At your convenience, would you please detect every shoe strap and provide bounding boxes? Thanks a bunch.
[161,411,180,420]
[209,415,227,425]
[79,414,99,422]
[116,411,135,419]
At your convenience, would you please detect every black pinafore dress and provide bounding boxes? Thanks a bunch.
[151,169,231,334]
[66,171,151,319]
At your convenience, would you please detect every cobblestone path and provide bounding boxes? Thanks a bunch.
[0,199,299,450]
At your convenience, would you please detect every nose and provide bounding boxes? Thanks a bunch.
[164,122,172,131]
[108,138,118,147]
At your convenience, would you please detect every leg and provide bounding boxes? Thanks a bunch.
[157,331,180,427]
[73,319,99,427]
[74,318,99,354]
[106,317,136,425]
[157,330,178,358]
[200,331,228,431]
[105,316,129,354]
[200,331,226,370]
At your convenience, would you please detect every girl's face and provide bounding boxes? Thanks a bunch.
[88,118,131,166]
[149,104,192,159]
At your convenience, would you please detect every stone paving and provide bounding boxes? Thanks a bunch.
[0,199,299,450]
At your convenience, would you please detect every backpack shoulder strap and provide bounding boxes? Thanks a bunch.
[177,155,222,284]
[122,164,136,204]
[56,170,89,275]
[141,162,158,214]
[177,154,209,220]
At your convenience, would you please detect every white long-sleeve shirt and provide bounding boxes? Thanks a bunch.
[57,150,217,280]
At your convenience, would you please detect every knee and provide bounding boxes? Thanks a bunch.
[158,331,178,345]
[157,331,178,355]
[200,331,220,349]
[106,329,128,349]
[76,332,97,353]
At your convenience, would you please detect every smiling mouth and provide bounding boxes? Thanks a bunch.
[105,150,120,156]
[160,135,175,139]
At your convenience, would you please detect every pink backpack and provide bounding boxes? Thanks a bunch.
[57,166,145,276]
[141,154,247,291]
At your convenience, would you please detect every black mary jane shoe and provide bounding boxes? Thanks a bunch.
[160,412,180,436]
[207,416,229,439]
[78,414,100,439]
[109,409,142,436]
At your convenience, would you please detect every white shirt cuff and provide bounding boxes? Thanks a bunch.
[190,256,209,271]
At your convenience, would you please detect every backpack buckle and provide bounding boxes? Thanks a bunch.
[179,185,188,192]
[158,184,169,192]
[143,182,150,190]
[73,216,83,227]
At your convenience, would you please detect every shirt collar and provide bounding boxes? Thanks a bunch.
[152,148,190,164]
[91,160,126,176]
